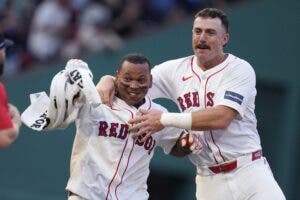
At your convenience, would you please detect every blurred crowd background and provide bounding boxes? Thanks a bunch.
[0,0,245,77]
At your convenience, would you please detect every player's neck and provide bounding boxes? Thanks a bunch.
[198,53,228,71]
[115,91,146,108]
[133,99,145,109]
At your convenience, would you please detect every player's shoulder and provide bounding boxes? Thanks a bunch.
[227,54,255,74]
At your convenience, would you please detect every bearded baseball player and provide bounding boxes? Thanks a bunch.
[97,8,285,200]
[65,53,202,200]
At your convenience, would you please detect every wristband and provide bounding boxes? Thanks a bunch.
[160,112,192,130]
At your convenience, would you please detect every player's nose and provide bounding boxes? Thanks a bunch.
[129,81,139,89]
[198,32,208,41]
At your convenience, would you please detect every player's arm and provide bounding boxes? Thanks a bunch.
[0,125,20,148]
[129,105,237,141]
[0,104,21,148]
[96,75,115,107]
[171,105,237,131]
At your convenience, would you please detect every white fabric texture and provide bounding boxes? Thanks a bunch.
[21,59,101,131]
[66,96,182,200]
[195,158,286,200]
[150,54,261,166]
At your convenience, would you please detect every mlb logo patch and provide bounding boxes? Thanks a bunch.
[224,91,244,105]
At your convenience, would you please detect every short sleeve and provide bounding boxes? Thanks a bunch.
[215,62,256,117]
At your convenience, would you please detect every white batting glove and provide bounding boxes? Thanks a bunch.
[179,132,203,154]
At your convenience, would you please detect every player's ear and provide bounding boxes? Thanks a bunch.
[149,74,153,88]
[115,70,119,79]
[222,33,229,47]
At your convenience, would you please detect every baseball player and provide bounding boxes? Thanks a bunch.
[0,33,21,148]
[64,54,202,200]
[97,8,285,200]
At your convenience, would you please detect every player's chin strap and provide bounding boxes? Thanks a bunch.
[21,59,101,131]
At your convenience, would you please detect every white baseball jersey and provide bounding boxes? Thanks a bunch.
[149,53,262,167]
[66,96,182,200]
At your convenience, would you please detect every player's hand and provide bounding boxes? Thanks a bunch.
[8,103,21,127]
[179,132,203,155]
[96,75,115,107]
[129,109,164,142]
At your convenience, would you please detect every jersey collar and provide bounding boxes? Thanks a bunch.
[192,54,233,78]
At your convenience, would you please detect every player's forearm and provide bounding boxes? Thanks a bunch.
[0,127,19,148]
[161,106,236,131]
[96,75,115,90]
[191,106,234,130]
[96,75,116,106]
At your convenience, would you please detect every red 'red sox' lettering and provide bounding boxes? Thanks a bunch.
[135,135,156,155]
[206,92,215,107]
[98,121,155,154]
[177,91,214,111]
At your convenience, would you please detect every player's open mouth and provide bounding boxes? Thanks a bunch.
[197,44,210,50]
[128,91,139,96]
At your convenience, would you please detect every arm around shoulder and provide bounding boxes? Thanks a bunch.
[191,105,237,130]
[161,105,237,131]
[96,75,115,107]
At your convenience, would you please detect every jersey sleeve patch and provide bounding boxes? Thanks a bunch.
[224,91,244,105]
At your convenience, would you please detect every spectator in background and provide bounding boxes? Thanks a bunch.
[62,0,123,58]
[27,0,72,61]
[0,33,21,148]
[142,0,189,29]
[0,0,246,75]
[69,0,91,13]
[0,1,22,75]
[178,0,214,12]
[144,0,177,25]
[77,1,123,52]
[110,0,145,38]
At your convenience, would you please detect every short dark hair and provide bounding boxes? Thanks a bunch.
[118,53,151,72]
[195,8,229,33]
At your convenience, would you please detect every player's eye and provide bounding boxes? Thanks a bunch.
[193,28,202,35]
[138,78,146,84]
[123,77,131,82]
[206,29,216,35]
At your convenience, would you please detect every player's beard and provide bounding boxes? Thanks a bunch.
[0,62,4,76]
